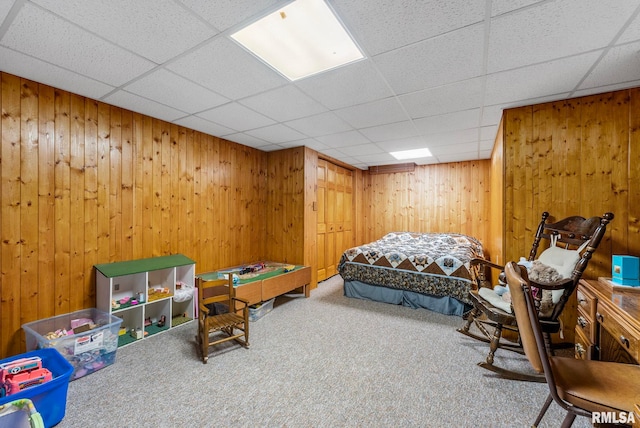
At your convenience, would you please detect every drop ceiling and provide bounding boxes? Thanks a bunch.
[1,0,640,169]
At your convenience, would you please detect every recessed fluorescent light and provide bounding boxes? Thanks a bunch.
[230,0,364,81]
[390,148,433,160]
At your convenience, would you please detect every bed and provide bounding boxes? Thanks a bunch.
[338,232,485,316]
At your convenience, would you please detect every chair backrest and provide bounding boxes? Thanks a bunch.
[526,212,614,319]
[197,275,235,316]
[504,262,544,373]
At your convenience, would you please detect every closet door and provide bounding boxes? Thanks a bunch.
[317,159,353,281]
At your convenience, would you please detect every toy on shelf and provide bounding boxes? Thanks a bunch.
[0,356,52,398]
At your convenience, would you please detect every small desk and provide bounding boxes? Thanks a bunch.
[576,279,640,364]
[198,262,311,306]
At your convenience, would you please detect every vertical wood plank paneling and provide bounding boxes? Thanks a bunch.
[38,85,55,318]
[141,115,153,256]
[0,73,271,357]
[1,73,22,356]
[52,88,69,315]
[629,88,640,258]
[120,110,134,261]
[131,113,144,259]
[96,102,110,272]
[20,79,39,333]
[169,125,180,254]
[109,106,122,262]
[159,123,171,255]
[83,99,98,309]
[69,94,85,310]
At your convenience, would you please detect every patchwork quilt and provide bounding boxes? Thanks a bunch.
[338,232,484,305]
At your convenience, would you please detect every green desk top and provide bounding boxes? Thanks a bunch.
[95,254,195,277]
[198,263,306,285]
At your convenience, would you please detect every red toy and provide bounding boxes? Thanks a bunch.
[0,356,53,397]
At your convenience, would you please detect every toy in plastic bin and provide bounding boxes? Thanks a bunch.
[0,357,52,398]
[0,398,44,428]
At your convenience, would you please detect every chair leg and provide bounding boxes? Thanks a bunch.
[533,394,553,427]
[560,411,576,428]
[459,306,481,333]
[486,323,502,365]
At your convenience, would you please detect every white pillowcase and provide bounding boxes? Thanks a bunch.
[535,246,580,304]
[536,246,580,279]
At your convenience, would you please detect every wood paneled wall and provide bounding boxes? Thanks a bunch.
[361,161,492,250]
[0,73,267,358]
[502,89,640,280]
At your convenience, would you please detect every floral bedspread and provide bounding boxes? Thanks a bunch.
[338,232,484,305]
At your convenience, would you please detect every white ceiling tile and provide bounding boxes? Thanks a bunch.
[424,129,478,147]
[104,90,188,122]
[284,112,352,138]
[239,85,327,122]
[334,97,409,129]
[1,3,155,86]
[430,142,478,156]
[173,115,235,137]
[491,0,544,17]
[223,132,270,148]
[480,125,498,141]
[479,139,495,151]
[376,136,430,152]
[315,130,371,148]
[399,78,484,119]
[280,138,331,152]
[167,36,287,100]
[197,102,275,132]
[374,24,485,95]
[337,143,384,157]
[350,152,397,164]
[0,1,15,22]
[178,0,284,32]
[619,11,640,43]
[413,109,481,136]
[245,124,306,143]
[579,41,640,90]
[296,59,392,109]
[487,0,640,73]
[484,51,602,106]
[31,0,217,63]
[0,46,114,99]
[479,149,493,159]
[124,69,228,114]
[573,79,640,99]
[334,0,485,56]
[359,120,419,142]
[257,143,288,151]
[481,105,504,126]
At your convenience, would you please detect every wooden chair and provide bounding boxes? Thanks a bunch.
[196,275,249,363]
[504,261,640,427]
[457,212,613,381]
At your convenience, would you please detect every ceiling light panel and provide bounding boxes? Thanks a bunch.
[231,0,364,81]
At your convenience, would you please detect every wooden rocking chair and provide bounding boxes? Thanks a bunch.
[457,211,613,381]
[196,275,249,363]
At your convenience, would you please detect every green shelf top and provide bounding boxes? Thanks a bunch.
[95,254,195,278]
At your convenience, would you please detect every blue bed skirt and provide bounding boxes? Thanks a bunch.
[343,279,470,316]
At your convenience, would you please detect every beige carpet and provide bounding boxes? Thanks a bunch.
[57,275,591,427]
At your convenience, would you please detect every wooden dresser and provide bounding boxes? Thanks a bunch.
[575,278,640,364]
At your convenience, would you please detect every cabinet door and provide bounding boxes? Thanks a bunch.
[316,159,354,281]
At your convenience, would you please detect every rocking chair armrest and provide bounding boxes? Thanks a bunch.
[528,277,573,291]
[470,257,504,271]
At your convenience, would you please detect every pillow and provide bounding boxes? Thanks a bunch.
[536,246,580,279]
